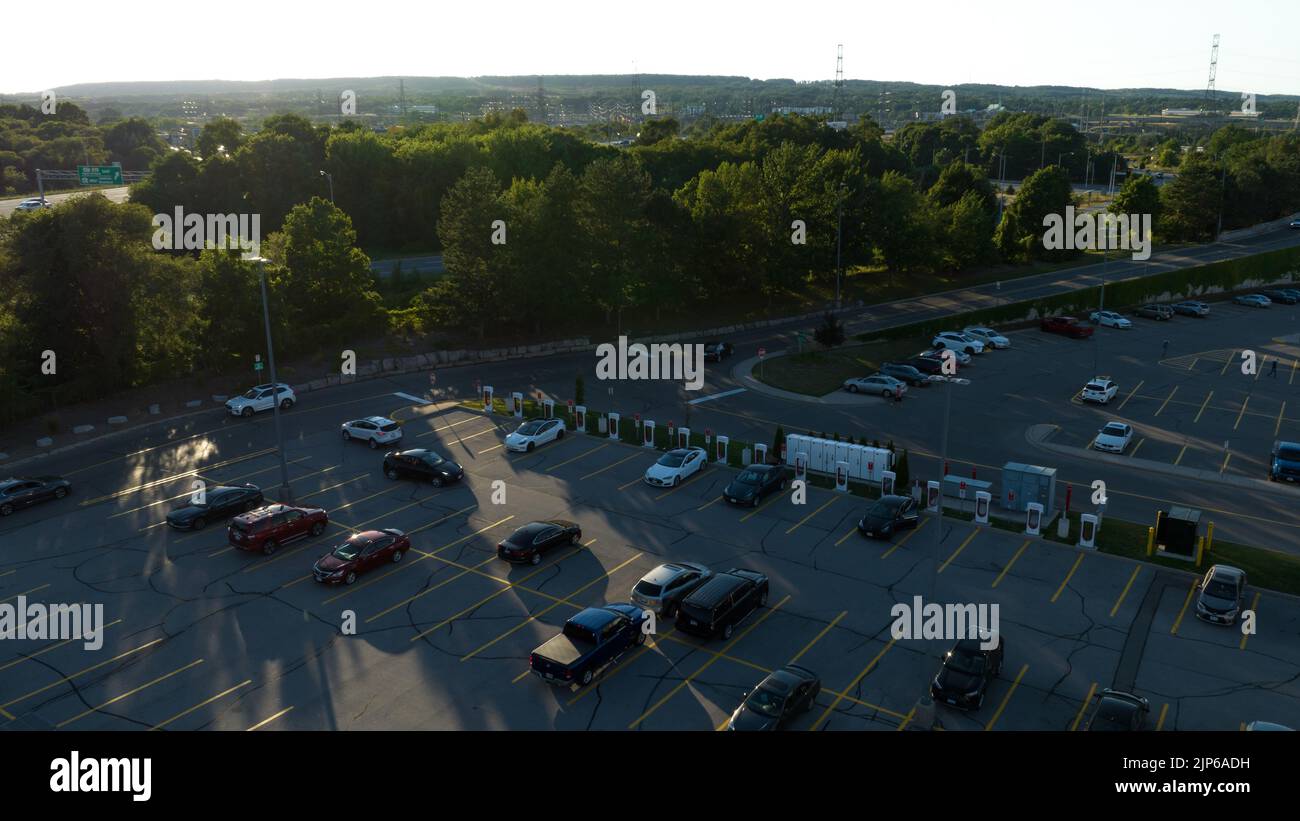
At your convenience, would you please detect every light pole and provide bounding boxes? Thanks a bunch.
[929,374,971,607]
[834,183,846,310]
[320,170,334,202]
[250,256,294,503]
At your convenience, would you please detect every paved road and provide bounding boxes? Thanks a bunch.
[0,186,130,218]
[369,255,444,277]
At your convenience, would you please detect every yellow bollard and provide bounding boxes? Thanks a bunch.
[1206,521,1215,553]
[1146,526,1155,556]
[1195,536,1205,567]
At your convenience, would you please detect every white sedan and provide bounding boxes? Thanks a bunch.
[341,416,403,448]
[1093,422,1133,454]
[1233,294,1271,307]
[504,418,566,452]
[843,374,908,397]
[917,348,970,366]
[14,198,50,212]
[962,326,1010,349]
[644,447,707,488]
[1089,311,1132,329]
[932,332,985,355]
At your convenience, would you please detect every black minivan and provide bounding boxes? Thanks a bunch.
[675,569,769,640]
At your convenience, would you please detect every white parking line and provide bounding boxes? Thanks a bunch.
[392,392,431,404]
[688,388,747,405]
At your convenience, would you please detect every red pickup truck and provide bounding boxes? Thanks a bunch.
[1040,316,1095,339]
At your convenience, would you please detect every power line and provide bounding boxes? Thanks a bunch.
[1205,33,1220,109]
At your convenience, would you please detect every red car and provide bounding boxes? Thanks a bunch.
[1040,316,1095,339]
[228,504,328,555]
[312,529,409,585]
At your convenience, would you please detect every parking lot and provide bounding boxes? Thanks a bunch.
[3,400,1298,731]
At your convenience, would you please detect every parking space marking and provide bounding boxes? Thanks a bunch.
[809,637,895,731]
[1110,567,1142,618]
[544,442,610,473]
[740,487,790,522]
[628,596,789,729]
[1050,554,1085,603]
[1070,682,1098,731]
[1220,351,1236,376]
[1233,397,1250,431]
[366,554,501,623]
[938,529,978,573]
[81,448,278,507]
[834,526,858,546]
[1153,385,1179,417]
[1116,380,1144,411]
[1173,444,1189,466]
[1129,438,1145,458]
[150,679,251,730]
[459,549,642,661]
[297,472,369,501]
[1276,402,1287,438]
[1194,390,1214,424]
[786,496,838,535]
[109,457,317,519]
[578,452,640,481]
[247,706,293,731]
[991,538,1031,588]
[56,659,205,728]
[0,584,50,606]
[0,619,124,674]
[658,470,711,499]
[984,664,1028,731]
[1170,578,1199,635]
[415,416,486,438]
[563,627,681,703]
[1220,452,1232,472]
[0,638,164,713]
[617,474,646,491]
[1291,359,1297,385]
[1240,593,1260,650]
[0,570,13,580]
[881,518,928,558]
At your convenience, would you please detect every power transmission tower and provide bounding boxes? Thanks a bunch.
[833,44,844,119]
[536,76,546,124]
[1205,34,1219,110]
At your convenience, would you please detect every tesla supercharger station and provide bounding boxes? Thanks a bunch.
[643,420,655,447]
[926,481,941,513]
[958,480,967,501]
[607,411,620,439]
[678,427,690,449]
[835,461,850,492]
[1025,502,1044,536]
[574,405,586,433]
[482,386,493,412]
[974,491,991,524]
[794,452,808,483]
[542,399,554,418]
[666,421,675,444]
[881,470,896,496]
[511,392,523,418]
[1078,513,1099,549]
[754,443,768,464]
[704,428,713,454]
[715,435,729,463]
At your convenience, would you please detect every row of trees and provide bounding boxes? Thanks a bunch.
[0,103,169,194]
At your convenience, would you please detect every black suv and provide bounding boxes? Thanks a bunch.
[383,448,465,487]
[879,362,930,387]
[930,635,1004,710]
[676,568,769,640]
[703,341,734,362]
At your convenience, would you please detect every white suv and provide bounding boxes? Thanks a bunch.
[341,416,403,448]
[226,383,296,417]
[932,332,985,355]
[1081,377,1118,404]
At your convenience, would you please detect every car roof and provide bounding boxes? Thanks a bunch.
[569,607,619,631]
[642,563,693,585]
[685,572,747,605]
[1209,564,1244,581]
[363,415,394,424]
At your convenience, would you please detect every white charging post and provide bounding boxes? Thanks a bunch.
[1025,502,1044,536]
[975,490,991,524]
[881,470,896,496]
[1078,513,1099,549]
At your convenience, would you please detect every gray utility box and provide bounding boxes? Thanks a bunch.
[1156,507,1201,558]
[942,475,992,500]
[1001,462,1057,513]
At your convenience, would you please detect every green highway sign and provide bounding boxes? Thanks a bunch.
[77,165,123,185]
[254,361,264,371]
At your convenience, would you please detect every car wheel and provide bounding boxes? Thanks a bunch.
[262,540,279,556]
[192,517,207,531]
[54,487,68,499]
[392,550,403,563]
[664,602,676,619]
[280,399,294,410]
[635,630,646,646]
[527,442,535,452]
[672,476,680,487]
[241,407,254,418]
[385,468,399,480]
[344,571,357,585]
[570,531,581,545]
[722,623,734,640]
[752,496,760,508]
[430,476,444,488]
[760,589,768,606]
[847,385,859,393]
[527,552,541,566]
[965,347,974,355]
[557,430,564,439]
[580,669,594,686]
[342,430,351,441]
[883,389,893,398]
[310,521,325,536]
[0,504,12,516]
[368,438,378,449]
[780,480,787,490]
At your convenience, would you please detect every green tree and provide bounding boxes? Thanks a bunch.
[636,117,680,146]
[945,190,997,270]
[814,312,845,349]
[197,117,245,158]
[1160,157,1222,242]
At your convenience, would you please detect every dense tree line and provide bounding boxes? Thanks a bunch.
[0,103,167,194]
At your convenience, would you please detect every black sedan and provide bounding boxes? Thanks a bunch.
[703,341,734,362]
[723,464,787,507]
[727,665,821,730]
[857,495,920,539]
[383,448,465,487]
[1263,289,1300,305]
[1087,689,1150,731]
[879,362,931,387]
[497,520,582,565]
[165,484,263,530]
[0,476,72,517]
[907,355,945,375]
[930,635,1004,710]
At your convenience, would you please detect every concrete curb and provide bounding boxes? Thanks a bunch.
[1025,423,1300,500]
[733,351,930,406]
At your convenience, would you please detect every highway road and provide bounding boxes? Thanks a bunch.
[0,186,130,218]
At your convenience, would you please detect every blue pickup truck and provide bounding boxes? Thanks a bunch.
[529,603,650,687]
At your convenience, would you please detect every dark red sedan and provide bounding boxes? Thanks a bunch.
[312,529,409,585]
[228,504,328,555]
[1040,316,1094,339]
[497,520,582,565]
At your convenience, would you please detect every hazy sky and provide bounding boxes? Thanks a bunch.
[6,0,1299,96]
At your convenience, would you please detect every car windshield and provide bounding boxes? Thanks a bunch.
[745,686,785,718]
[657,452,686,467]
[518,421,545,435]
[1102,424,1126,436]
[945,651,985,675]
[1205,580,1236,598]
[332,538,367,560]
[868,498,903,517]
[736,470,762,484]
[635,580,663,597]
[378,422,399,432]
[1276,446,1300,462]
[242,389,259,399]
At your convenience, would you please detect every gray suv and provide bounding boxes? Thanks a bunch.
[631,561,712,617]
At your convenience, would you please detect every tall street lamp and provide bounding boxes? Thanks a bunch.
[835,183,847,309]
[320,170,334,202]
[249,256,294,503]
[929,374,971,607]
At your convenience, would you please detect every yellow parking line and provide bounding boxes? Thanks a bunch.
[882,518,928,558]
[0,584,50,605]
[1156,703,1170,731]
[1153,385,1179,417]
[1255,357,1265,381]
[984,663,1028,731]
[545,442,609,472]
[479,444,503,454]
[1220,452,1232,472]
[109,457,316,518]
[1070,682,1098,731]
[1129,438,1145,458]
[1,638,164,711]
[1194,390,1214,424]
[1233,397,1249,431]
[785,496,838,535]
[1050,553,1085,603]
[938,529,978,573]
[416,416,485,438]
[1276,402,1287,438]
[809,637,895,731]
[247,706,293,731]
[1170,578,1198,634]
[1116,380,1144,411]
[151,679,251,730]
[834,526,858,546]
[80,448,277,506]
[367,553,500,623]
[658,469,709,499]
[0,569,13,579]
[991,538,1031,588]
[564,627,681,704]
[0,619,125,673]
[697,494,723,511]
[1291,359,1297,385]
[57,659,205,728]
[740,487,789,522]
[1110,567,1142,617]
[1240,592,1260,650]
[629,596,789,729]
[896,706,916,731]
[1220,351,1236,376]
[1173,444,1188,466]
[579,451,640,481]
[617,474,645,491]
